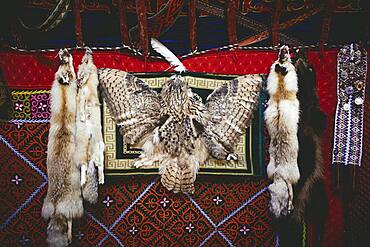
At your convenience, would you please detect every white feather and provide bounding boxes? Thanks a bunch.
[151,38,186,72]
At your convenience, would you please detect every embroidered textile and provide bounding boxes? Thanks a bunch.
[332,44,367,166]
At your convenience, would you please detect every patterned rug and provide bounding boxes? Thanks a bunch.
[0,120,275,246]
[0,78,274,246]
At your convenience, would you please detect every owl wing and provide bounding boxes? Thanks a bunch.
[204,74,262,154]
[98,68,162,145]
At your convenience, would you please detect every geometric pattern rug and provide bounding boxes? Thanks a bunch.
[0,120,276,246]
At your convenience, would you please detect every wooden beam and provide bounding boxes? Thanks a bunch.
[118,0,130,45]
[73,0,83,47]
[188,0,197,51]
[272,0,282,46]
[136,0,149,65]
[238,30,270,47]
[320,0,335,53]
[226,0,237,44]
[238,6,323,47]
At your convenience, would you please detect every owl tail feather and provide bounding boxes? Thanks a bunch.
[160,159,195,194]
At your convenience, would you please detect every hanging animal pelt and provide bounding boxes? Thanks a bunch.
[41,49,83,246]
[265,45,300,218]
[75,47,105,204]
[276,50,328,246]
[292,50,327,224]
[98,38,262,193]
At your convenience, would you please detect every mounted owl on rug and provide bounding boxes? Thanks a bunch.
[98,39,262,193]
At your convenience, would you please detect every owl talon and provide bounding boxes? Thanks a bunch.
[133,160,150,168]
[226,153,238,161]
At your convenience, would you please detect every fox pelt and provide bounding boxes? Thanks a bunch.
[75,48,105,204]
[41,49,83,246]
[276,50,328,246]
[265,45,300,218]
[98,71,262,193]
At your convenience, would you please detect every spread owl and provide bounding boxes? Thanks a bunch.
[99,70,261,193]
[98,39,261,193]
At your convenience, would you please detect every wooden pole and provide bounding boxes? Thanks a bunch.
[188,0,197,51]
[118,0,130,45]
[73,0,83,47]
[320,0,335,54]
[272,0,282,46]
[226,0,237,44]
[136,0,149,69]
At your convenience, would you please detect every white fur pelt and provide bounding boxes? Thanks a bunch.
[75,48,105,204]
[265,45,300,218]
[41,49,83,246]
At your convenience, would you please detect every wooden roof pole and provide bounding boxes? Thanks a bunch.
[118,0,130,45]
[188,0,197,51]
[136,0,149,69]
[238,6,323,47]
[73,0,83,47]
[272,0,282,46]
[226,0,237,44]
[320,0,335,54]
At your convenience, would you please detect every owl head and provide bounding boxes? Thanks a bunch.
[161,76,193,115]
